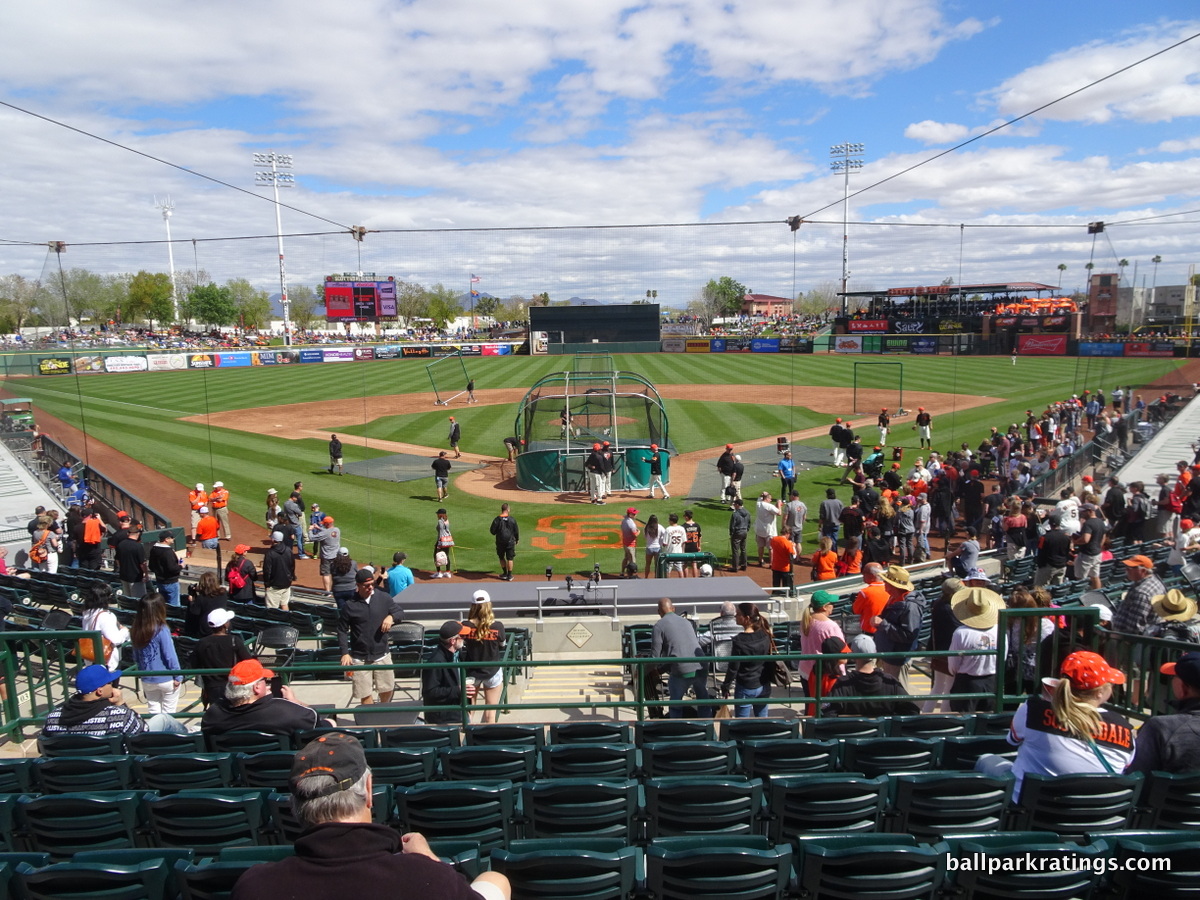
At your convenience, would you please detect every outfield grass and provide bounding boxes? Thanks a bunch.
[3,353,1181,577]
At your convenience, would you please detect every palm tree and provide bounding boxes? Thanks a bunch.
[1057,263,1067,289]
[1151,255,1162,292]
[1118,259,1129,284]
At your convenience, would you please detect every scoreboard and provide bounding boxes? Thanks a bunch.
[324,275,397,320]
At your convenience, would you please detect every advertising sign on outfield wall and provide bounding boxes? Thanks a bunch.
[401,346,431,358]
[685,339,711,353]
[216,352,252,367]
[834,336,863,353]
[299,349,324,364]
[1078,342,1125,357]
[1124,341,1175,358]
[374,346,404,360]
[662,338,686,352]
[481,344,511,355]
[751,338,780,353]
[147,354,187,371]
[882,337,910,353]
[847,320,888,332]
[38,357,73,375]
[188,354,216,369]
[354,348,376,361]
[322,349,355,363]
[103,355,149,373]
[1017,334,1067,355]
[910,338,938,354]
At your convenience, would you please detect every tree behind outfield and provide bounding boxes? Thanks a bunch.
[127,271,175,328]
[689,275,747,327]
[289,284,319,332]
[185,283,237,327]
[227,278,271,330]
[426,283,462,329]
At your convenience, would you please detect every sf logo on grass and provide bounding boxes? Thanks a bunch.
[531,514,622,559]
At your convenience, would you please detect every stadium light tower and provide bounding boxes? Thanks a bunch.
[154,196,179,322]
[253,151,295,345]
[830,142,865,316]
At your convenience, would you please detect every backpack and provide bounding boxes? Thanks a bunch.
[495,516,515,544]
[227,562,248,591]
[29,532,49,565]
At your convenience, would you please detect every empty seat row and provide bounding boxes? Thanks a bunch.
[1,769,1194,859]
[3,831,1197,900]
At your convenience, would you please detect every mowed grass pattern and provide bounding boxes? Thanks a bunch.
[2,352,1182,576]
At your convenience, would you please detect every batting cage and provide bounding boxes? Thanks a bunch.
[426,350,471,406]
[513,367,673,492]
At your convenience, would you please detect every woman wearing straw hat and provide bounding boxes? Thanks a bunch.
[947,586,1006,713]
[871,564,925,692]
[1147,589,1200,644]
[975,650,1134,802]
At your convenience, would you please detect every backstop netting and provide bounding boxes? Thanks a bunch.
[571,353,615,374]
[513,369,671,491]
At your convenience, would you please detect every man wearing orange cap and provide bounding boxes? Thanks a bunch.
[1128,651,1200,774]
[1111,554,1165,636]
[913,407,932,450]
[877,407,890,447]
[309,515,343,591]
[200,658,329,737]
[620,508,640,576]
[640,444,669,499]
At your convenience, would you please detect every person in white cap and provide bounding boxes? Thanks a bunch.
[192,608,253,707]
[261,531,296,610]
[462,590,507,724]
[188,483,208,541]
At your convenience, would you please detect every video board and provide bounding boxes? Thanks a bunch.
[324,277,397,319]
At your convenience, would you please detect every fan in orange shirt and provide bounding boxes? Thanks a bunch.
[809,536,838,581]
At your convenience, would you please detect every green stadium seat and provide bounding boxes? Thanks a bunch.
[379,725,461,750]
[640,740,737,778]
[141,789,269,852]
[234,751,295,790]
[362,747,438,786]
[643,776,764,839]
[124,733,206,756]
[839,737,941,777]
[539,743,637,780]
[16,791,146,859]
[940,734,1018,771]
[293,727,379,749]
[802,716,887,740]
[1138,771,1200,830]
[887,714,973,739]
[465,723,545,748]
[718,718,800,743]
[0,759,35,793]
[438,745,538,782]
[519,778,639,839]
[393,781,517,853]
[549,722,633,745]
[1008,773,1143,840]
[265,785,393,844]
[943,833,1108,898]
[132,753,236,793]
[32,755,137,794]
[14,858,171,900]
[36,733,125,758]
[738,739,839,778]
[491,839,638,900]
[174,859,258,900]
[635,720,715,744]
[792,834,944,900]
[1108,833,1200,898]
[886,772,1015,840]
[205,731,290,754]
[763,774,889,841]
[646,835,793,900]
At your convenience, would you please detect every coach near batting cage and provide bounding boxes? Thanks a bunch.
[512,365,673,492]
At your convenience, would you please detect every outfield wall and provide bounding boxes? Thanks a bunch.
[0,341,524,377]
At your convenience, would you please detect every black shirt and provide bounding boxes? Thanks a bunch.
[115,536,147,582]
[201,695,327,736]
[337,589,405,659]
[148,544,181,584]
[431,457,452,478]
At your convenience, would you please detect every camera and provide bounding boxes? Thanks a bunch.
[545,566,553,581]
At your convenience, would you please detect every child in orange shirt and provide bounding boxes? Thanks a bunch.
[810,536,838,581]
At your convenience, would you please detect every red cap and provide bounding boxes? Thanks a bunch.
[233,543,251,555]
[881,407,887,412]
[229,658,275,685]
[1060,650,1126,691]
[650,443,658,450]
[322,515,334,525]
[725,444,733,450]
[918,407,924,411]
[626,507,638,516]
[1082,475,1093,483]
[1122,554,1154,570]
[593,443,601,450]
[835,418,842,423]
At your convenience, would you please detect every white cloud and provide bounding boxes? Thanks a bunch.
[985,21,1200,124]
[1149,136,1200,153]
[905,120,970,145]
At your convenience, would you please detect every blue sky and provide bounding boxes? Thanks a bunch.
[2,1,1199,306]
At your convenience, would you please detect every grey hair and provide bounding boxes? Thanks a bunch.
[224,680,257,703]
[293,769,371,826]
[720,601,737,617]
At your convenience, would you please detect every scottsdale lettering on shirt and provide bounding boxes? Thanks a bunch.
[1027,697,1133,750]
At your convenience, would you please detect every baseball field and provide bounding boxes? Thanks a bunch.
[2,351,1185,579]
